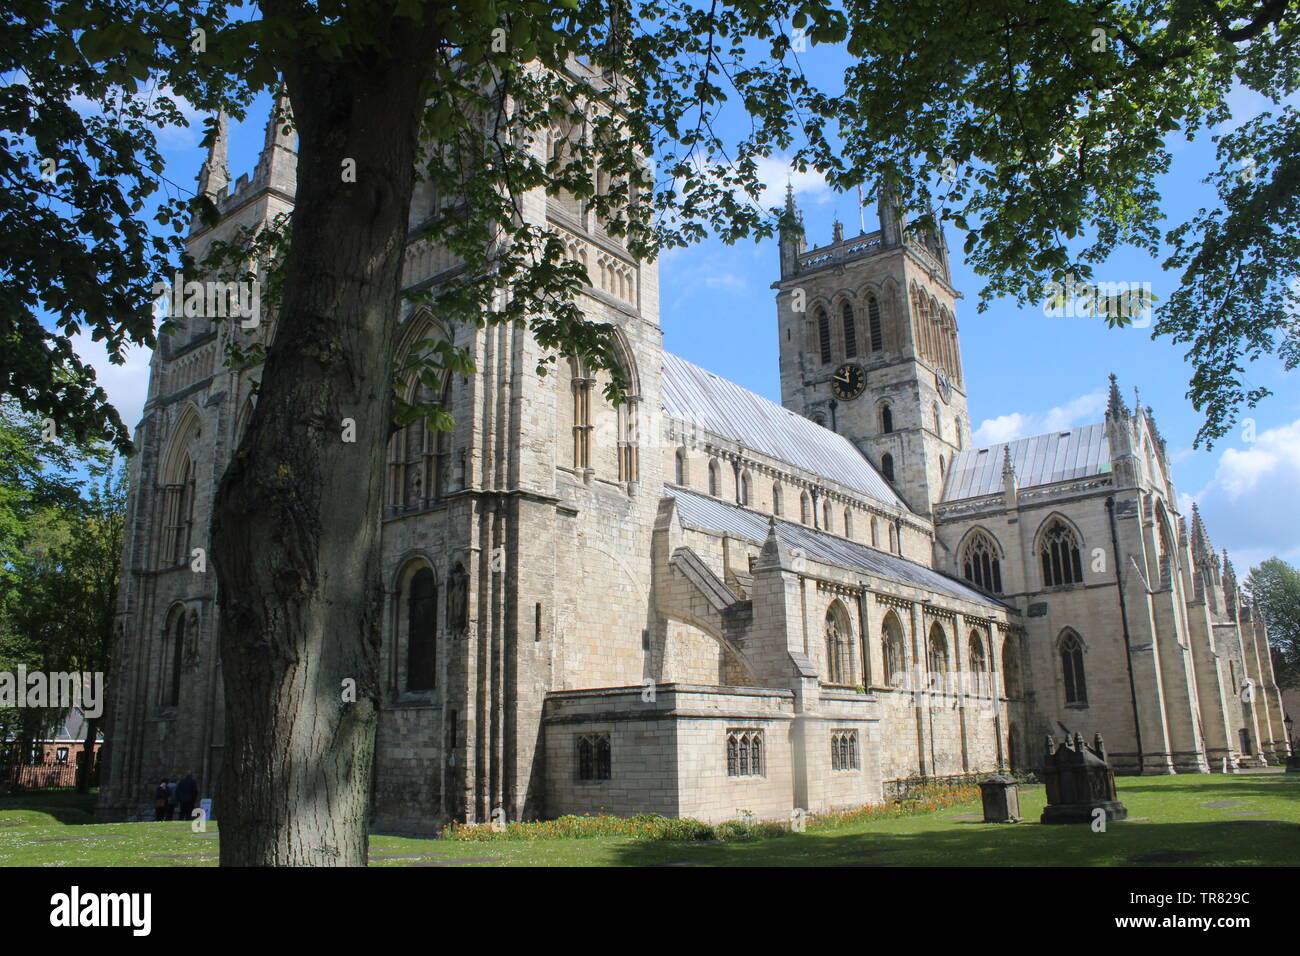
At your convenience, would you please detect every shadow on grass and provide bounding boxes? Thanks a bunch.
[0,789,98,826]
[601,817,1300,867]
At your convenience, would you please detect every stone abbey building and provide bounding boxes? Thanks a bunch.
[98,77,1291,827]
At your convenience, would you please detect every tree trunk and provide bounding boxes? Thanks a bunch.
[76,716,97,793]
[210,38,431,865]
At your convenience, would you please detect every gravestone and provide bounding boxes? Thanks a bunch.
[1039,733,1128,825]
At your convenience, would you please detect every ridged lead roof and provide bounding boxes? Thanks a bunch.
[661,353,903,508]
[944,422,1110,502]
[668,487,1003,608]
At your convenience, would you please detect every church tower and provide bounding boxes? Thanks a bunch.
[774,187,968,516]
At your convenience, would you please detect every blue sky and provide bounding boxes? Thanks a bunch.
[72,63,1299,576]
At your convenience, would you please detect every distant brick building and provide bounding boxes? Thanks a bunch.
[98,70,1290,828]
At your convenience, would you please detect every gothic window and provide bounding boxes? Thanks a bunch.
[740,470,752,506]
[842,302,858,358]
[823,499,833,531]
[881,404,894,434]
[870,516,880,548]
[882,612,906,686]
[161,456,196,568]
[817,307,831,365]
[1060,630,1087,705]
[800,491,811,524]
[576,733,611,781]
[831,729,859,771]
[868,294,883,352]
[824,601,853,685]
[889,522,899,553]
[726,729,765,777]
[928,623,949,688]
[1002,638,1022,698]
[968,631,987,695]
[708,458,721,497]
[406,567,438,692]
[881,452,895,482]
[772,482,783,516]
[1039,517,1083,587]
[674,447,686,485]
[164,607,185,708]
[961,530,1004,594]
[391,375,451,513]
[844,507,853,538]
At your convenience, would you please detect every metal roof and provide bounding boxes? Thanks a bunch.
[661,352,903,508]
[944,423,1110,502]
[669,487,1004,608]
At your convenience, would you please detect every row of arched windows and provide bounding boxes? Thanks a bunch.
[814,294,886,366]
[910,283,962,385]
[958,517,1085,595]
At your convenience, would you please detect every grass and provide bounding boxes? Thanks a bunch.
[2,772,1297,866]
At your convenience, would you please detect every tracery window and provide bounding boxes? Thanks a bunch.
[831,729,859,771]
[928,624,949,688]
[882,611,906,686]
[390,376,451,513]
[161,457,196,568]
[576,733,611,781]
[1060,631,1087,705]
[961,530,1004,594]
[726,729,765,777]
[824,601,853,685]
[1039,518,1083,587]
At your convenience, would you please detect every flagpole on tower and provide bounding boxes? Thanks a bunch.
[857,183,866,234]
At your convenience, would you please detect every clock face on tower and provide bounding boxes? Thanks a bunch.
[830,362,866,401]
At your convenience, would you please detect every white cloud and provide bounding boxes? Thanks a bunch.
[751,156,833,210]
[70,331,153,436]
[971,391,1104,447]
[1187,418,1300,573]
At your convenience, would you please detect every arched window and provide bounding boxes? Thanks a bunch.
[823,499,833,532]
[740,470,752,506]
[391,374,451,513]
[867,294,883,352]
[844,507,853,538]
[816,307,831,364]
[163,606,185,708]
[842,302,857,358]
[881,404,894,434]
[824,601,853,685]
[870,516,879,548]
[1060,630,1087,704]
[557,352,638,483]
[961,530,1003,593]
[674,447,686,485]
[708,458,721,497]
[772,482,784,516]
[406,567,438,692]
[1002,638,1022,698]
[1039,517,1083,587]
[968,631,987,695]
[939,454,946,478]
[159,408,200,569]
[881,453,895,482]
[882,611,906,686]
[889,522,899,554]
[800,491,811,524]
[928,623,949,688]
[933,402,941,435]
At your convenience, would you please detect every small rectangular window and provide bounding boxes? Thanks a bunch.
[726,728,765,777]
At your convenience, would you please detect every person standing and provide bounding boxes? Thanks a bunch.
[175,772,198,822]
[153,780,169,822]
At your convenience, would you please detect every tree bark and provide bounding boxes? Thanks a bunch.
[76,716,97,793]
[210,32,432,865]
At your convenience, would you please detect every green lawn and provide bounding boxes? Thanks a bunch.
[2,773,1297,866]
